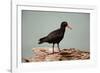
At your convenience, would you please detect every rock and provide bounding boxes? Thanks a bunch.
[32,48,49,55]
[80,52,90,59]
[45,53,62,61]
[23,56,35,62]
[23,48,90,62]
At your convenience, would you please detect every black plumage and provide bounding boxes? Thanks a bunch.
[38,21,72,53]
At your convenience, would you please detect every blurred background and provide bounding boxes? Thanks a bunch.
[22,10,90,58]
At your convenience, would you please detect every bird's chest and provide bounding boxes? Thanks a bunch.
[50,33,64,43]
[57,34,64,41]
[47,29,65,43]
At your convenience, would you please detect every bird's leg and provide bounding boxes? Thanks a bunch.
[52,43,55,54]
[48,44,55,55]
[57,43,61,52]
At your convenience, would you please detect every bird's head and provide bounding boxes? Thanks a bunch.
[61,21,72,30]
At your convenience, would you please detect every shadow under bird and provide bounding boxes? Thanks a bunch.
[38,21,72,54]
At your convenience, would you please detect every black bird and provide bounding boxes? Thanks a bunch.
[38,21,72,53]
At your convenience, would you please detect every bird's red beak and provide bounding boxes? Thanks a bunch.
[67,25,72,30]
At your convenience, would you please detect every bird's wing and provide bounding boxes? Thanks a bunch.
[47,29,62,40]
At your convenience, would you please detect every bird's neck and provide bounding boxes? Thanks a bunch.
[60,27,66,33]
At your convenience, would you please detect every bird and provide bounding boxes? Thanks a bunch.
[38,21,72,54]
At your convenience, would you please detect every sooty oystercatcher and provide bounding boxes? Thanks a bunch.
[38,21,72,54]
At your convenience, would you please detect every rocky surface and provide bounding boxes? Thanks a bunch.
[23,48,90,62]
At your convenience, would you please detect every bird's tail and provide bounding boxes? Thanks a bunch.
[38,36,47,44]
